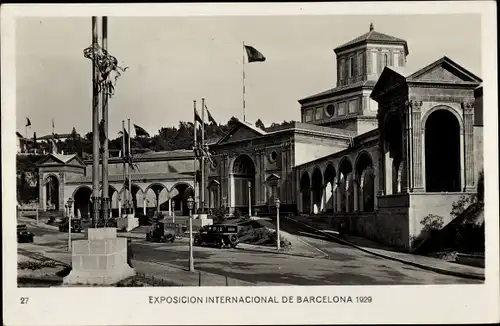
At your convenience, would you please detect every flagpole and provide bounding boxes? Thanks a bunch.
[91,16,100,227]
[101,16,109,222]
[201,98,206,214]
[193,100,198,213]
[128,118,132,215]
[242,41,246,122]
[122,120,126,215]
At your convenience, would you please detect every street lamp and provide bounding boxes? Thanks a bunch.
[67,197,74,251]
[186,196,195,272]
[247,181,252,217]
[172,201,176,223]
[275,198,281,251]
[65,204,68,219]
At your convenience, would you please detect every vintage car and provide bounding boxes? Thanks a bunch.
[194,224,239,249]
[58,218,83,233]
[146,221,180,242]
[17,224,34,243]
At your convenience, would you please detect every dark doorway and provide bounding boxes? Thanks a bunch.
[425,109,461,192]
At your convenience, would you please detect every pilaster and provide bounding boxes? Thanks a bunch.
[410,100,424,191]
[462,101,476,191]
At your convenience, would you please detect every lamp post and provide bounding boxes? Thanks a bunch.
[65,204,68,219]
[247,180,252,217]
[275,198,281,251]
[186,196,195,272]
[67,197,74,251]
[172,201,176,223]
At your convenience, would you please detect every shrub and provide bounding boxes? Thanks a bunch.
[210,207,227,223]
[233,209,242,219]
[18,260,57,270]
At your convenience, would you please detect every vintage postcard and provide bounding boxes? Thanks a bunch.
[2,2,499,325]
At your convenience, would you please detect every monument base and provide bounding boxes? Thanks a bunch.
[63,228,135,286]
[117,214,139,232]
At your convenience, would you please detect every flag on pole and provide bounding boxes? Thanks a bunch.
[244,45,266,62]
[133,124,150,137]
[194,108,204,126]
[205,105,218,126]
[52,118,55,129]
[25,118,31,127]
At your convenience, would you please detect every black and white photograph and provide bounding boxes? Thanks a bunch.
[2,2,498,325]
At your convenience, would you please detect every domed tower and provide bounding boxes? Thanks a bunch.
[299,23,409,135]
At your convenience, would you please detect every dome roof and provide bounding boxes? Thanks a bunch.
[334,23,409,55]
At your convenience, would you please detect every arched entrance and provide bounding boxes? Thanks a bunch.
[311,167,323,214]
[339,158,353,212]
[232,155,255,215]
[144,183,168,216]
[324,163,336,213]
[73,186,91,219]
[425,109,461,192]
[131,184,143,215]
[300,172,311,214]
[45,175,59,210]
[171,183,195,216]
[356,152,375,212]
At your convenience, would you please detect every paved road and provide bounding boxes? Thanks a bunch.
[24,224,479,285]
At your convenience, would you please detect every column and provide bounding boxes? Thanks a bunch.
[359,186,364,212]
[336,183,342,212]
[462,102,475,192]
[143,197,146,215]
[229,173,235,209]
[254,150,262,205]
[39,176,46,211]
[411,100,424,191]
[332,186,336,213]
[402,101,412,193]
[168,199,172,216]
[321,186,326,212]
[118,197,121,217]
[345,182,350,213]
[385,151,393,195]
[377,139,386,197]
[353,179,359,212]
[309,189,314,214]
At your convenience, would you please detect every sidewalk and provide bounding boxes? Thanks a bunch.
[287,216,485,280]
[18,243,254,286]
[246,217,328,259]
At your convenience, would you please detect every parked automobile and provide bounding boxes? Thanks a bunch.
[194,224,239,249]
[58,218,83,233]
[146,221,179,243]
[135,212,152,226]
[17,224,34,243]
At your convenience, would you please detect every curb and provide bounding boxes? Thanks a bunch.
[236,244,324,259]
[285,217,485,281]
[28,221,59,232]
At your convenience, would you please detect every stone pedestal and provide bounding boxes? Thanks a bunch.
[196,213,208,219]
[63,228,135,285]
[117,214,139,232]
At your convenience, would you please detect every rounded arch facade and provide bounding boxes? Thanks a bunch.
[423,106,463,192]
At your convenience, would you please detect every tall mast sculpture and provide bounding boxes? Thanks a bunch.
[101,16,110,223]
[91,16,100,227]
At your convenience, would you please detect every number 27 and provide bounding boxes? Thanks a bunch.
[20,297,29,304]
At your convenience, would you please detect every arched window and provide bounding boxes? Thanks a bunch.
[350,57,355,77]
[384,53,389,66]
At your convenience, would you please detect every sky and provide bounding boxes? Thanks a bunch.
[16,14,482,138]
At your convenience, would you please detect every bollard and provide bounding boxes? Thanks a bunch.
[225,275,228,287]
[198,271,201,286]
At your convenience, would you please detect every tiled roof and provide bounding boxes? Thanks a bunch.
[299,80,377,103]
[334,25,409,55]
[68,172,194,185]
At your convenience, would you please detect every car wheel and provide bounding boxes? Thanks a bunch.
[165,234,173,242]
[217,240,224,249]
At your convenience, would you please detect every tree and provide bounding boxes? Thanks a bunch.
[255,119,265,130]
